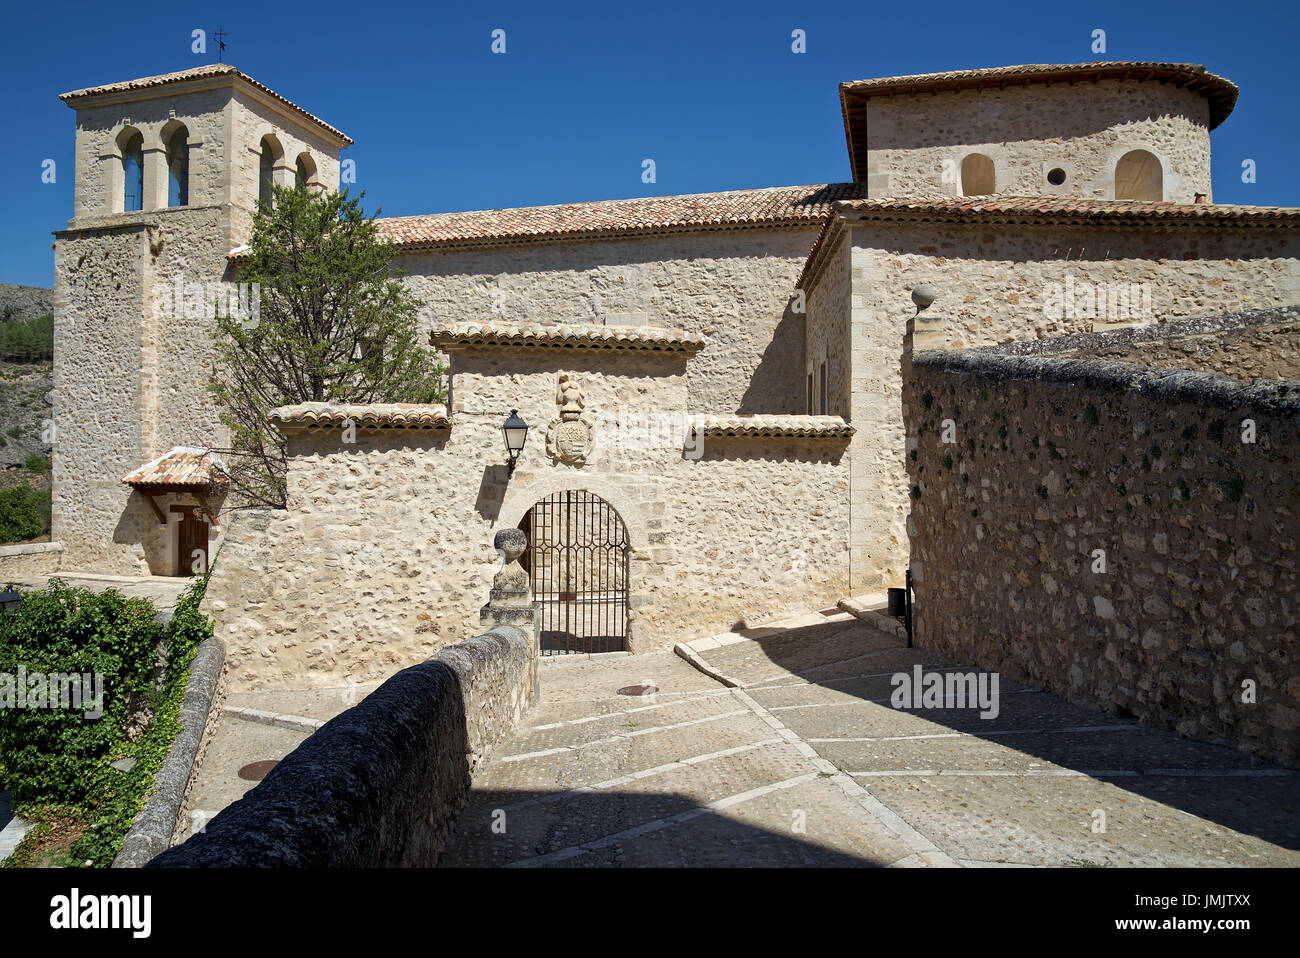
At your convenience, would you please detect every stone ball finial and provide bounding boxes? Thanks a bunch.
[494,528,527,562]
[911,284,937,311]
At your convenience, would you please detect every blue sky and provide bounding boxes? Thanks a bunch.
[2,0,1297,287]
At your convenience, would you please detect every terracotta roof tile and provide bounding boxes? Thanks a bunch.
[429,321,705,353]
[691,415,854,439]
[60,64,352,145]
[122,446,228,488]
[269,402,450,430]
[371,184,870,252]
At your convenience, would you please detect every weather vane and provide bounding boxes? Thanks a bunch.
[213,28,228,63]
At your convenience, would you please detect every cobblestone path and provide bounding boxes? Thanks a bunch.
[439,613,1300,867]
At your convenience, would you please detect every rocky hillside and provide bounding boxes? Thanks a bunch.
[0,359,54,489]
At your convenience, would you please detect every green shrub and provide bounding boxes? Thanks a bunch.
[23,453,50,472]
[0,483,50,543]
[0,581,163,805]
[4,426,19,439]
[68,575,212,867]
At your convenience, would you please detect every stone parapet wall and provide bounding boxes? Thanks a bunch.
[146,624,535,867]
[903,337,1300,767]
[0,284,53,321]
[991,305,1300,380]
[0,542,64,578]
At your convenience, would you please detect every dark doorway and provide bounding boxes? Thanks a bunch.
[519,490,630,654]
[176,507,210,576]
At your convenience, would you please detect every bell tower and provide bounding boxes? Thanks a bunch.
[52,64,350,573]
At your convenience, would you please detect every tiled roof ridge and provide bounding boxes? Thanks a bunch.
[121,445,228,487]
[429,321,706,353]
[365,183,869,253]
[691,414,855,438]
[269,402,450,429]
[60,63,352,145]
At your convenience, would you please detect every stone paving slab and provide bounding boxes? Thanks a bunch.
[488,710,783,789]
[440,649,934,867]
[819,725,1273,775]
[868,774,1299,867]
[175,716,310,843]
[223,682,383,723]
[504,693,753,755]
[541,778,914,868]
[624,620,1298,867]
[441,739,822,867]
[693,618,893,683]
[769,695,1137,741]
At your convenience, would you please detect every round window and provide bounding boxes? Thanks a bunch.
[1047,168,1067,186]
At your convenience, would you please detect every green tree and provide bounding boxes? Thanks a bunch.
[209,185,445,506]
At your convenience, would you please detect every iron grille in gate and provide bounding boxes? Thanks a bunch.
[520,490,630,654]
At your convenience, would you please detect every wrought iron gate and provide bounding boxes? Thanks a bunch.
[520,490,630,654]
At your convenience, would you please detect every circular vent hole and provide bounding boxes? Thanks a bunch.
[1047,168,1067,186]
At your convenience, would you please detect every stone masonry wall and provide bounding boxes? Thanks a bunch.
[863,80,1212,202]
[0,543,65,578]
[395,227,817,415]
[0,284,53,321]
[903,342,1300,768]
[203,348,850,691]
[148,624,535,866]
[53,206,232,574]
[823,219,1300,592]
[52,225,148,572]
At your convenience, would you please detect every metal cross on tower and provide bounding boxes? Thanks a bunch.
[213,28,228,63]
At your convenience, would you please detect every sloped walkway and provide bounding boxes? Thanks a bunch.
[440,612,1300,867]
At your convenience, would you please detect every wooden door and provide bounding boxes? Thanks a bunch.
[177,509,209,576]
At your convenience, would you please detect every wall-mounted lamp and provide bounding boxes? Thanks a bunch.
[0,583,23,615]
[502,409,529,475]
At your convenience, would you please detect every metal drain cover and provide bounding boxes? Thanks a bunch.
[618,684,658,696]
[237,760,279,781]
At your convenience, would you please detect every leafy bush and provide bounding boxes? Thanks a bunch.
[66,574,213,867]
[23,453,50,472]
[0,483,50,543]
[0,581,163,805]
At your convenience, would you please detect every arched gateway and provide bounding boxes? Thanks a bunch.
[519,490,630,655]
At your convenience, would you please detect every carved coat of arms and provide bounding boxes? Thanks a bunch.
[546,373,595,465]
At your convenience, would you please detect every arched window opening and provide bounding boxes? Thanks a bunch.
[1115,149,1163,202]
[120,129,144,213]
[960,153,995,196]
[258,135,282,207]
[165,124,189,207]
[295,152,316,189]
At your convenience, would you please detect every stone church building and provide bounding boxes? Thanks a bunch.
[41,60,1300,689]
